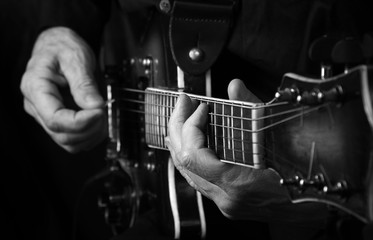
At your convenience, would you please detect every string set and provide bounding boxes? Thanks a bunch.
[111,87,332,172]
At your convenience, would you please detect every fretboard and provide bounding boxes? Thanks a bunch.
[144,88,265,169]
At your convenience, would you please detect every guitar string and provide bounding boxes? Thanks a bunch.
[120,115,303,172]
[126,102,325,133]
[113,88,325,171]
[118,90,328,133]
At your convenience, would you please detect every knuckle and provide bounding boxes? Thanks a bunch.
[44,115,64,132]
[76,77,94,90]
[175,150,192,170]
[20,72,34,94]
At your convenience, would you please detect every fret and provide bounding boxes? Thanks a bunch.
[155,93,158,147]
[145,92,150,145]
[150,92,154,146]
[240,103,245,164]
[222,102,226,160]
[232,104,243,163]
[152,92,156,146]
[213,102,218,154]
[205,99,211,150]
[251,107,264,168]
[242,106,254,166]
[231,104,235,161]
[157,93,161,147]
[144,88,265,168]
[161,92,165,148]
[165,94,170,138]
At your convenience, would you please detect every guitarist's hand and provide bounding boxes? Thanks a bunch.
[20,27,107,153]
[166,79,290,220]
[166,79,327,222]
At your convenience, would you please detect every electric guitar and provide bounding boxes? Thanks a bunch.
[101,4,373,239]
[134,64,373,224]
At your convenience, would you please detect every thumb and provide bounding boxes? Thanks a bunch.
[227,79,262,103]
[69,72,104,109]
[61,51,104,110]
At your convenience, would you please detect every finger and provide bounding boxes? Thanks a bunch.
[34,110,107,153]
[179,103,234,184]
[167,142,224,200]
[55,117,107,153]
[58,42,104,110]
[227,79,262,103]
[23,98,48,130]
[24,91,105,135]
[166,140,207,194]
[168,94,196,150]
[179,148,230,186]
[182,103,209,149]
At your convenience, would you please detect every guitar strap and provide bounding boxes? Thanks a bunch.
[167,0,239,94]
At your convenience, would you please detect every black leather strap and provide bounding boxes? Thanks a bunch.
[168,0,237,76]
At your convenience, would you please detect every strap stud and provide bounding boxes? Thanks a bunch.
[188,47,204,62]
[159,0,171,13]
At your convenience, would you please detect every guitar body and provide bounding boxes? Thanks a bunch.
[102,6,206,239]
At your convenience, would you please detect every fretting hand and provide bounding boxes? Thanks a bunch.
[165,79,292,220]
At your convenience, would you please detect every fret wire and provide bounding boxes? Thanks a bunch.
[165,93,169,138]
[147,93,150,145]
[152,93,156,146]
[158,92,161,147]
[252,106,259,168]
[231,103,235,162]
[158,93,162,147]
[145,93,149,145]
[161,93,165,148]
[157,93,161,147]
[222,102,226,160]
[148,93,152,145]
[149,93,152,145]
[150,93,153,146]
[162,93,166,148]
[241,103,245,164]
[213,102,218,153]
[198,99,209,149]
[152,93,156,147]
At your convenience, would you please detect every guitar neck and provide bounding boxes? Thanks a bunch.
[144,87,266,169]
